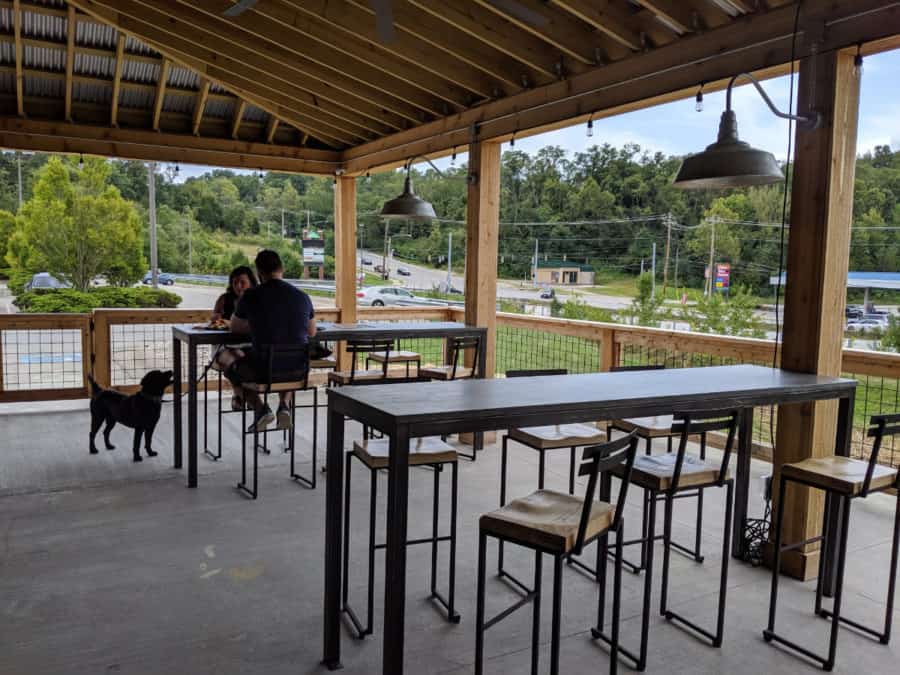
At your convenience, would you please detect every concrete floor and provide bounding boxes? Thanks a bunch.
[1,395,898,675]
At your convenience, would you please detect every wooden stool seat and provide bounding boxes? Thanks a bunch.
[328,369,395,386]
[310,355,336,369]
[481,489,615,555]
[367,350,420,364]
[242,380,307,393]
[352,437,457,470]
[611,452,727,491]
[420,365,473,380]
[612,415,675,437]
[781,455,898,496]
[508,423,606,450]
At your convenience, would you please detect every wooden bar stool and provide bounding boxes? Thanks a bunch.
[475,431,639,675]
[365,339,421,377]
[498,369,607,584]
[763,413,900,671]
[594,409,739,671]
[327,338,396,387]
[342,436,460,638]
[420,335,480,381]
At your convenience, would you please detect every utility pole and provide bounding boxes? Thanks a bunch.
[148,162,158,288]
[16,152,23,210]
[187,214,193,275]
[446,232,453,292]
[281,208,286,238]
[662,212,672,297]
[651,242,657,297]
[640,259,644,276]
[382,222,389,281]
[707,218,716,296]
[532,238,539,283]
[673,245,680,294]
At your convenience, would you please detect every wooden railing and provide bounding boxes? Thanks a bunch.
[2,305,900,468]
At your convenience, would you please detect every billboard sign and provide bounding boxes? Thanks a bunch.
[302,228,325,265]
[714,263,731,293]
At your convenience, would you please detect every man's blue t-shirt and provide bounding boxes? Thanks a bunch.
[233,278,314,372]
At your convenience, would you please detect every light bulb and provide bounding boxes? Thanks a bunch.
[695,91,704,112]
[450,148,457,166]
[853,50,864,79]
[587,119,594,137]
[78,153,84,167]
[510,135,515,148]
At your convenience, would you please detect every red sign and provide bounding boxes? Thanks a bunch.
[714,263,731,292]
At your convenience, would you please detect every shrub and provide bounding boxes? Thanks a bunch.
[14,287,181,313]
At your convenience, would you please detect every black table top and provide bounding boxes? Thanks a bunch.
[173,320,483,344]
[328,365,856,426]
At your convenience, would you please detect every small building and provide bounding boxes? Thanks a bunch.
[535,260,595,285]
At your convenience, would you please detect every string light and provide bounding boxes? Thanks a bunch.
[174,161,180,175]
[450,147,457,165]
[365,171,371,183]
[78,153,84,167]
[695,82,705,112]
[509,131,516,148]
[853,43,864,79]
[586,114,594,137]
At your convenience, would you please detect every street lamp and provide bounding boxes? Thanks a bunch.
[382,230,411,281]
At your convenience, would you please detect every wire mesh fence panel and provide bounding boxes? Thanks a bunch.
[0,328,84,391]
[848,372,900,468]
[495,325,599,375]
[110,323,213,387]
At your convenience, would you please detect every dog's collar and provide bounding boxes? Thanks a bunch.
[139,392,163,404]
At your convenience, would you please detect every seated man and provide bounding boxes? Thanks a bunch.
[221,249,316,431]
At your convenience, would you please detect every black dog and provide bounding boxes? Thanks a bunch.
[88,370,174,462]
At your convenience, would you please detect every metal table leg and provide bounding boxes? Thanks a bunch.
[187,341,198,488]
[731,407,753,559]
[173,336,182,470]
[323,406,345,670]
[822,392,855,597]
[384,425,410,673]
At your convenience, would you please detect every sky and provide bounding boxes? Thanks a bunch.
[173,49,899,181]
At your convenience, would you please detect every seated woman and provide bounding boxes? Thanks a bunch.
[212,266,258,410]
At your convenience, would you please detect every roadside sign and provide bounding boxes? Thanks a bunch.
[714,263,731,293]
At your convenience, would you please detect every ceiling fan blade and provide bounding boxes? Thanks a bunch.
[485,0,549,27]
[223,0,259,18]
[370,0,396,43]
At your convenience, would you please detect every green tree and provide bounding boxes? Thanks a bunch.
[8,156,145,290]
[628,272,664,326]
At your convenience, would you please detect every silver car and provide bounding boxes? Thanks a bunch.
[356,286,416,306]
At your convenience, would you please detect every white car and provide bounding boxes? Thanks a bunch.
[356,286,416,306]
[846,319,886,332]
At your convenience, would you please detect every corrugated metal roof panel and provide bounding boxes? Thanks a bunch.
[122,59,159,85]
[77,20,117,50]
[25,44,65,71]
[0,41,14,65]
[74,52,114,79]
[25,74,64,98]
[0,7,12,33]
[167,65,198,90]
[209,82,227,94]
[22,11,66,41]
[0,69,15,94]
[163,91,193,114]
[119,86,154,110]
[73,79,111,105]
[124,35,157,57]
[203,97,233,119]
[244,104,267,122]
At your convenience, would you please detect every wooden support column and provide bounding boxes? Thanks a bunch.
[772,49,860,580]
[334,175,357,370]
[464,140,501,377]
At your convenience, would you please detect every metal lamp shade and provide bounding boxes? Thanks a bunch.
[673,110,784,190]
[380,175,437,220]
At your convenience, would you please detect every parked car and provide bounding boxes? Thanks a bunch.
[539,287,555,300]
[862,313,890,325]
[24,272,71,291]
[356,286,416,306]
[397,267,411,276]
[373,265,385,273]
[846,318,886,332]
[845,305,864,320]
[142,271,175,286]
[361,257,373,265]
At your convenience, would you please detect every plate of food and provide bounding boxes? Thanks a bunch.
[193,318,230,331]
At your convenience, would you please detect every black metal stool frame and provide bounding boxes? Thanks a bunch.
[475,431,639,675]
[763,413,900,672]
[592,409,738,671]
[430,335,482,460]
[341,451,459,638]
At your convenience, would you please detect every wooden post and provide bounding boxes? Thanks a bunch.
[334,175,357,371]
[599,328,618,372]
[772,50,860,580]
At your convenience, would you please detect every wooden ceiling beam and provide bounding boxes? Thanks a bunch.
[68,0,356,148]
[633,0,696,34]
[472,0,612,64]
[187,2,457,120]
[156,0,430,127]
[549,0,674,50]
[0,117,341,174]
[279,0,502,100]
[231,98,246,140]
[408,0,595,80]
[13,0,24,117]
[191,78,210,136]
[65,5,75,122]
[265,115,278,144]
[346,0,548,89]
[83,0,395,139]
[110,33,125,126]
[152,58,170,131]
[341,0,900,173]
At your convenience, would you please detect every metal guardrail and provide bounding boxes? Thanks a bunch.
[172,273,337,292]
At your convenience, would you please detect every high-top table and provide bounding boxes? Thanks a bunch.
[172,321,487,488]
[322,365,856,673]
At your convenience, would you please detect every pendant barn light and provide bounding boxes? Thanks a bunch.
[672,72,821,190]
[380,156,476,221]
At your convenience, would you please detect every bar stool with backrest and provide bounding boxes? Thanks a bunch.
[365,339,421,377]
[420,335,481,381]
[327,338,397,387]
[236,343,314,499]
[763,413,900,672]
[475,431,639,675]
[607,365,709,573]
[593,409,739,672]
[342,436,460,638]
[498,368,608,584]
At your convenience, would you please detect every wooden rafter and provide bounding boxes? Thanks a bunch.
[264,114,278,143]
[65,5,76,122]
[472,0,609,64]
[76,0,388,141]
[0,117,341,174]
[550,0,676,49]
[231,98,246,139]
[13,0,24,117]
[633,0,696,35]
[152,58,170,131]
[191,78,210,136]
[110,33,126,127]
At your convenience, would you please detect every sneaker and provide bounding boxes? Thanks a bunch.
[276,405,291,431]
[248,405,274,433]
